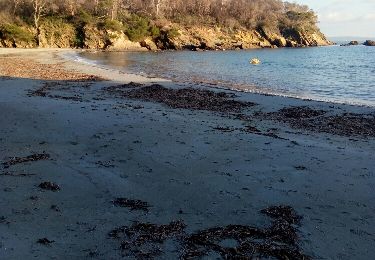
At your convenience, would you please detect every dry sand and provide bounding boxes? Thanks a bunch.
[0,48,374,259]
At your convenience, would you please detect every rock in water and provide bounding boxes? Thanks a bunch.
[364,40,375,46]
[250,58,261,65]
[341,41,359,46]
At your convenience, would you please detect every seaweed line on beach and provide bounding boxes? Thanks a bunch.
[28,81,95,102]
[112,198,151,212]
[104,83,257,113]
[108,205,309,259]
[265,106,375,138]
[2,153,50,169]
[212,124,287,140]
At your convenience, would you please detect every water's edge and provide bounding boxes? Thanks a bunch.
[68,48,375,108]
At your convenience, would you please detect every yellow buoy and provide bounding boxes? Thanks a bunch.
[250,58,261,65]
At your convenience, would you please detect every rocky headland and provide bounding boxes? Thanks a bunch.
[0,0,332,51]
[0,22,331,51]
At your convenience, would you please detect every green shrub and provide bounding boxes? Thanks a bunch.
[166,28,180,39]
[149,25,160,38]
[0,23,34,43]
[77,10,94,25]
[124,15,150,41]
[99,19,124,32]
[40,17,76,47]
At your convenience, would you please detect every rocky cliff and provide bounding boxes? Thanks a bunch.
[0,23,331,51]
[155,25,331,51]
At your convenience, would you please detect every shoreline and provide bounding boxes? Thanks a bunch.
[74,47,375,108]
[0,48,374,259]
[3,47,374,109]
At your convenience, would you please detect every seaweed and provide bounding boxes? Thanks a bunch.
[37,238,55,245]
[2,153,50,169]
[113,198,151,212]
[38,182,60,191]
[275,106,326,119]
[105,84,256,113]
[182,205,306,259]
[261,205,302,225]
[109,205,309,259]
[109,220,186,258]
[105,82,144,92]
[267,106,375,138]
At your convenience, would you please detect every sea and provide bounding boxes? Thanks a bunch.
[77,45,375,107]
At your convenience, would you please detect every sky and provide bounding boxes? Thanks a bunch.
[294,0,375,38]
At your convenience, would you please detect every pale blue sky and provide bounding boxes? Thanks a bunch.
[294,0,375,37]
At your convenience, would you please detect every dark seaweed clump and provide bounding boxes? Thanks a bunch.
[2,153,50,168]
[275,106,327,119]
[261,205,302,225]
[109,205,309,259]
[105,83,256,113]
[109,220,186,258]
[37,238,55,245]
[182,205,306,259]
[113,198,151,212]
[38,182,60,191]
[105,82,144,91]
[268,106,375,137]
[28,81,90,101]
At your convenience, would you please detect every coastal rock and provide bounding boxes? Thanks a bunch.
[0,24,36,48]
[158,26,277,51]
[281,28,331,47]
[140,38,158,51]
[258,27,287,47]
[106,30,146,51]
[83,25,106,49]
[0,39,14,48]
[340,41,359,46]
[38,20,76,48]
[364,40,375,46]
[0,20,331,50]
[234,30,271,49]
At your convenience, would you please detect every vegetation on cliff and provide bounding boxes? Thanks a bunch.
[0,0,330,50]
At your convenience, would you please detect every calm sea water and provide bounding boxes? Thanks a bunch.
[79,46,375,106]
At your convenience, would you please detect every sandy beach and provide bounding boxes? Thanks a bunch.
[0,48,374,259]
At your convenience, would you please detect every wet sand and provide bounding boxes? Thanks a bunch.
[0,48,374,259]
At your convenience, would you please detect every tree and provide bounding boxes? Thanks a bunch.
[31,0,47,30]
[12,0,22,15]
[30,0,48,45]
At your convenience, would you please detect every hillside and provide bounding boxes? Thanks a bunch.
[0,0,331,50]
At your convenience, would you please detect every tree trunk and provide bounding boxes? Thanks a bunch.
[111,0,118,20]
[32,0,46,46]
[94,0,99,15]
[12,0,20,15]
[156,0,161,16]
[68,1,75,16]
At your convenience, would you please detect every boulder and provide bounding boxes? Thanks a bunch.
[0,24,36,48]
[83,25,106,49]
[140,38,158,51]
[0,39,14,47]
[257,27,287,47]
[364,40,375,46]
[106,30,146,51]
